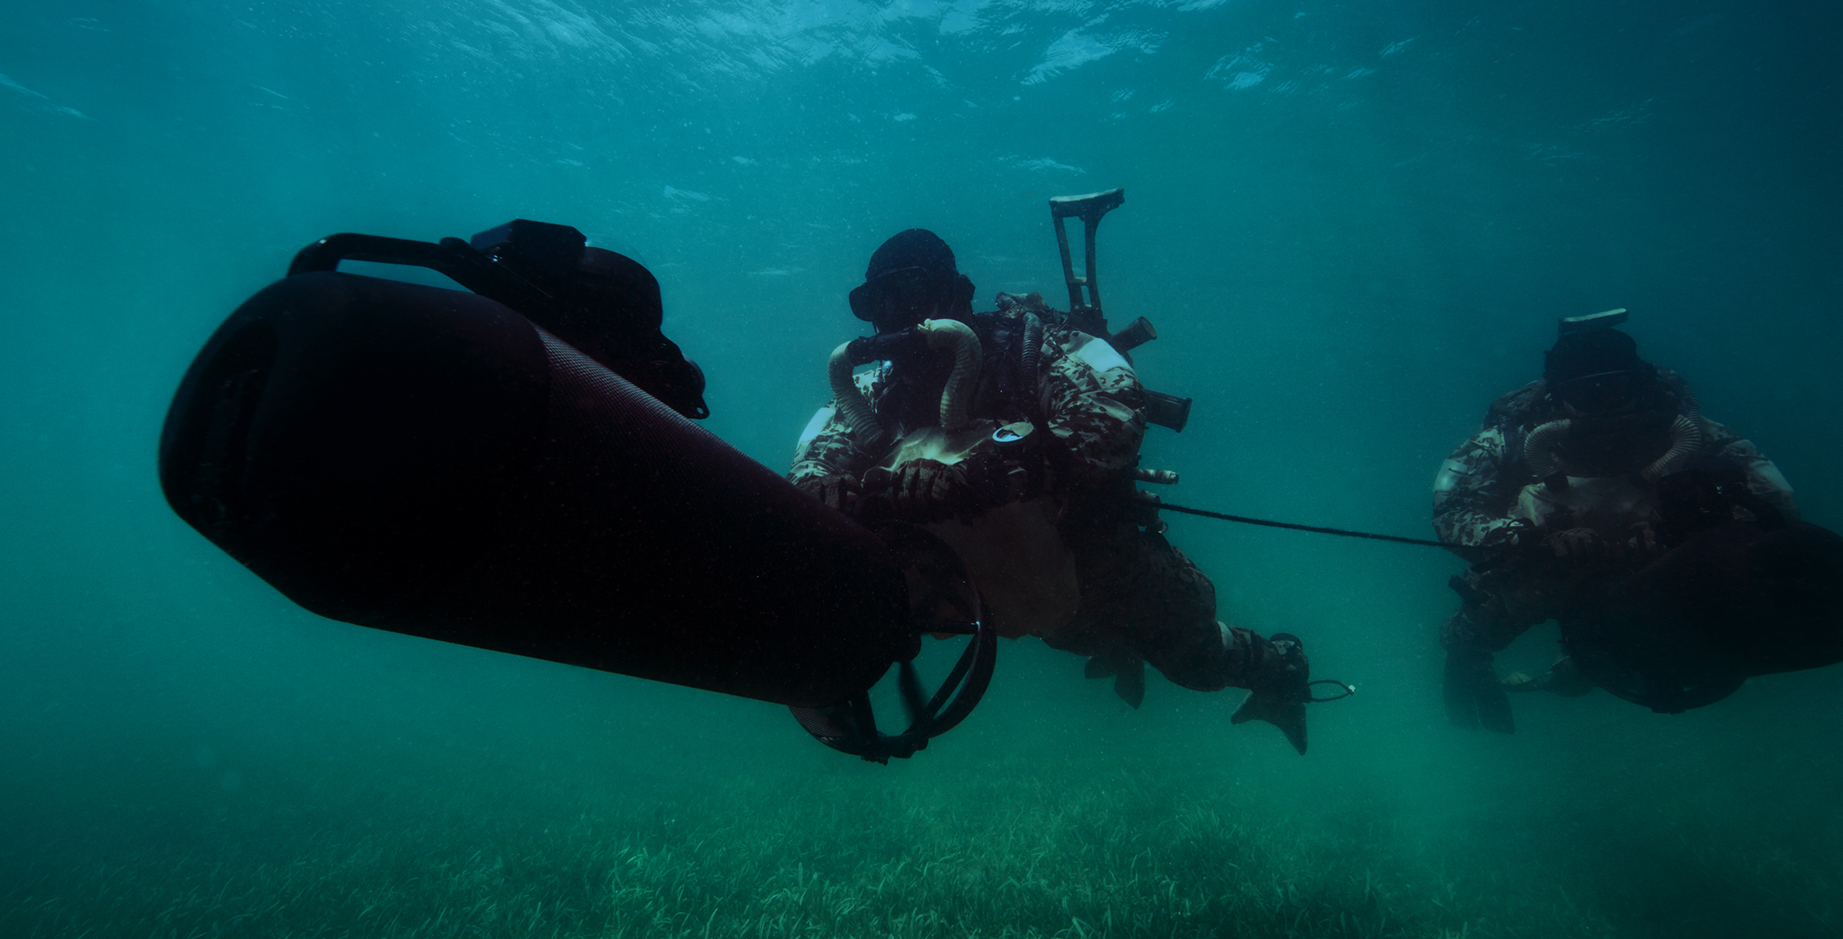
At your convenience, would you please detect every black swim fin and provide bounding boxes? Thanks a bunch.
[1113,658,1145,709]
[1232,689,1307,755]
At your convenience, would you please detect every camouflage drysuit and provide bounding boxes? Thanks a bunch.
[790,308,1275,704]
[1433,368,1799,661]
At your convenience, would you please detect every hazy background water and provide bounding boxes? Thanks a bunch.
[3,0,1840,935]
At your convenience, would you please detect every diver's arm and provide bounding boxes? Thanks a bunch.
[1038,331,1147,490]
[788,406,878,486]
[789,371,885,489]
[1701,419,1801,524]
[1432,427,1528,551]
[1434,425,1535,733]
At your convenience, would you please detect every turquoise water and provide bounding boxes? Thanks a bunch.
[3,1,1840,936]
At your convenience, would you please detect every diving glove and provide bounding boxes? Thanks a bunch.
[871,455,1013,525]
[867,459,962,524]
[796,473,862,514]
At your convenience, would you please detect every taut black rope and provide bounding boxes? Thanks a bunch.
[1156,502,1452,549]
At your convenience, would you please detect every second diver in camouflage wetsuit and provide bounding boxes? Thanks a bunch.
[789,229,1315,752]
[1434,314,1799,731]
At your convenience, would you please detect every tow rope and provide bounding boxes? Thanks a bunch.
[1157,502,1452,549]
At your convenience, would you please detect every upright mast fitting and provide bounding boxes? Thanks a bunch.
[1050,188,1126,337]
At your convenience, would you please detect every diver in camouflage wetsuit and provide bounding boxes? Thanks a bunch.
[1434,314,1798,731]
[789,229,1314,752]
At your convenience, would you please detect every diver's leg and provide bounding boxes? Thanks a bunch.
[1114,530,1311,732]
[1040,618,1146,706]
[1059,525,1311,750]
[1062,524,1209,685]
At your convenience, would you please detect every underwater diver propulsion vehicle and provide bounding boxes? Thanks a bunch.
[1562,460,1843,713]
[160,219,992,763]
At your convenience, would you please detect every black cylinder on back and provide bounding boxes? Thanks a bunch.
[160,271,910,707]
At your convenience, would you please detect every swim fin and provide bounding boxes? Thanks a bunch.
[1232,688,1307,755]
[1113,658,1145,709]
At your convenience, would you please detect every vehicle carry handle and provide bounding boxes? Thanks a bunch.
[1050,188,1126,334]
[288,232,554,317]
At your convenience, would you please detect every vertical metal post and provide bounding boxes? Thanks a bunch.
[1053,214,1082,313]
